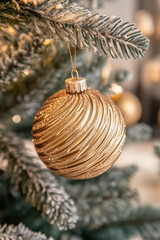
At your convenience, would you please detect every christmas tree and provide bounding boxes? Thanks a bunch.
[0,0,160,239]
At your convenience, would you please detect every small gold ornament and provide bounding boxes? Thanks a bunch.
[32,76,126,179]
[113,91,142,126]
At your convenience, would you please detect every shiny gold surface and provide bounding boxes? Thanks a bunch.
[32,86,126,179]
[65,77,87,93]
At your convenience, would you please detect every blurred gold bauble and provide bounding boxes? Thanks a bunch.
[32,77,125,180]
[141,57,160,100]
[136,10,154,38]
[113,92,142,126]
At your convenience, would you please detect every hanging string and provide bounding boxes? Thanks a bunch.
[74,24,76,71]
[67,23,79,79]
[67,43,74,71]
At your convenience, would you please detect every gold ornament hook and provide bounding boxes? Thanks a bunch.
[71,69,79,79]
[66,23,87,93]
[65,77,87,93]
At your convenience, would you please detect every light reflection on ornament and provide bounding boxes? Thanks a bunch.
[12,115,21,124]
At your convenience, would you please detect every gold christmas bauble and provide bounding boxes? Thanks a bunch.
[113,91,142,126]
[32,77,126,179]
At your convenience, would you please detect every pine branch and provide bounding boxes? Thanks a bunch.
[0,124,78,230]
[64,165,138,229]
[0,173,60,237]
[0,51,106,126]
[19,0,46,5]
[110,69,133,85]
[20,0,104,9]
[71,0,105,10]
[83,206,160,240]
[99,69,134,95]
[0,0,149,59]
[0,28,52,89]
[0,22,106,108]
[0,223,53,240]
[60,232,83,240]
[126,123,153,144]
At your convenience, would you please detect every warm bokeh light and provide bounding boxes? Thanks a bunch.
[43,39,52,46]
[7,26,14,33]
[2,45,8,52]
[102,63,112,86]
[23,69,30,76]
[110,83,123,101]
[12,115,21,124]
[136,10,154,38]
[141,57,160,100]
[55,3,63,9]
[5,26,16,35]
[111,83,123,95]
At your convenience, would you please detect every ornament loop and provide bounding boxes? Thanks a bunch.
[71,69,79,79]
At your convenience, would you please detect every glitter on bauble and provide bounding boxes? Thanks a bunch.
[32,77,126,179]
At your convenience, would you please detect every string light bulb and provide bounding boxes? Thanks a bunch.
[23,69,30,76]
[110,83,123,101]
[12,115,21,124]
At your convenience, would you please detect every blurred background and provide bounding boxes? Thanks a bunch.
[99,0,160,208]
[100,0,160,128]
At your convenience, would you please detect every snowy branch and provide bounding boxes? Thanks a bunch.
[0,0,149,59]
[0,124,78,230]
